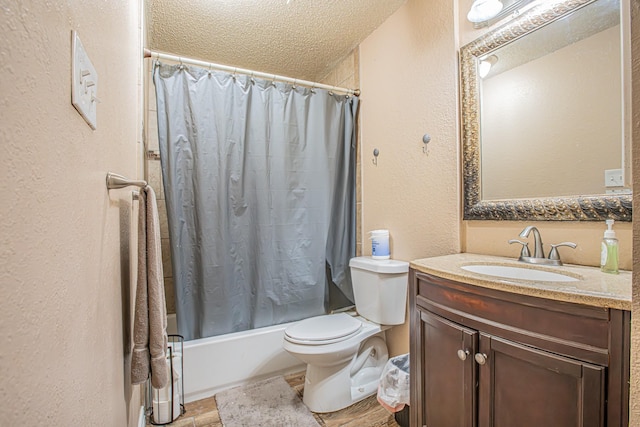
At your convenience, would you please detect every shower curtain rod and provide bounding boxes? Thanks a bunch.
[144,49,360,96]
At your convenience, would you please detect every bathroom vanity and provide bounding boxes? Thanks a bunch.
[409,254,631,427]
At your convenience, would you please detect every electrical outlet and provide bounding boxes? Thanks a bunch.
[71,31,98,129]
[604,169,623,188]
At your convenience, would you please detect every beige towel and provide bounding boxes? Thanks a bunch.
[131,185,169,389]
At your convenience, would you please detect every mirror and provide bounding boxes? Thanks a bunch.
[460,0,632,221]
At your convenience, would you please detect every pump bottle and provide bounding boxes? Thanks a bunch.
[600,219,619,274]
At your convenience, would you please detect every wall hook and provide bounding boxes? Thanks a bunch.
[372,148,379,166]
[422,134,431,154]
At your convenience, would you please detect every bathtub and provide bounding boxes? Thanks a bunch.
[167,314,305,403]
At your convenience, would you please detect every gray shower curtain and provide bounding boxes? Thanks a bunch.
[153,62,359,341]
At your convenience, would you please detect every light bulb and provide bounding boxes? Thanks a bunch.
[467,0,504,23]
[478,55,498,78]
[479,61,492,78]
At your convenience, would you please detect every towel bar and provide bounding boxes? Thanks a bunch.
[106,172,147,190]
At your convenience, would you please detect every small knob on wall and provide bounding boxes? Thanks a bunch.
[422,134,431,154]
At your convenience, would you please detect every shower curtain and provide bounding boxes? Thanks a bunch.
[153,62,359,341]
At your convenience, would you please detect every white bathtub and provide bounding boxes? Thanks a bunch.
[167,314,305,403]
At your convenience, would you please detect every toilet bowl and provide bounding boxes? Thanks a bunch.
[283,257,409,413]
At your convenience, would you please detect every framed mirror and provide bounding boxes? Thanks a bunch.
[460,0,632,221]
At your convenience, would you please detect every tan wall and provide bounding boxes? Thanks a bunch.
[1,1,144,426]
[359,0,461,356]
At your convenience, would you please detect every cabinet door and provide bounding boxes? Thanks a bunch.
[477,334,605,427]
[420,310,478,427]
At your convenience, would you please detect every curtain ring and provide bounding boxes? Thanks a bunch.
[272,74,277,87]
[292,79,297,90]
[310,84,316,94]
[250,72,255,85]
[232,68,237,81]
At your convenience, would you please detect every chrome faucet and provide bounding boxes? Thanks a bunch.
[509,226,576,266]
[519,225,545,259]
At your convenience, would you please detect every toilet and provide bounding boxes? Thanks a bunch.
[283,256,409,413]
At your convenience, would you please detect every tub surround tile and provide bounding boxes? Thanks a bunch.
[161,238,173,278]
[158,199,169,238]
[164,277,176,315]
[147,160,164,201]
[411,253,632,310]
[147,113,159,151]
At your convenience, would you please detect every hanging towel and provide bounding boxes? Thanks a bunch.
[131,185,169,389]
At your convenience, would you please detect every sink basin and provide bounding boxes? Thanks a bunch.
[461,265,579,282]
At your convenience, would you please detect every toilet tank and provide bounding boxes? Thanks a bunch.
[349,257,409,325]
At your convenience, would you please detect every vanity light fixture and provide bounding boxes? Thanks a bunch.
[479,55,498,78]
[467,0,504,23]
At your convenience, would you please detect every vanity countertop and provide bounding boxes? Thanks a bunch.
[410,253,631,310]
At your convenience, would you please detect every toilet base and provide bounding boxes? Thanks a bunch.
[302,335,388,413]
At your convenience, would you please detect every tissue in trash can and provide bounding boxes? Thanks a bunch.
[377,353,410,412]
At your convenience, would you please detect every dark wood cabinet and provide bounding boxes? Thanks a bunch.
[410,269,630,427]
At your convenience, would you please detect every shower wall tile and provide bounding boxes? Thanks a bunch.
[147,160,164,200]
[164,277,176,315]
[146,61,176,315]
[340,75,356,91]
[147,114,159,151]
[148,77,157,112]
[157,199,169,239]
[353,48,360,87]
[335,56,356,88]
[161,237,173,278]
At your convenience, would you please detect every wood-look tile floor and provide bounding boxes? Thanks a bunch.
[151,371,400,427]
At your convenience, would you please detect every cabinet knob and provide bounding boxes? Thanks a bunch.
[474,353,488,365]
[457,349,470,361]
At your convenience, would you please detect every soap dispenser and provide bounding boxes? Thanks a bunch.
[600,219,619,274]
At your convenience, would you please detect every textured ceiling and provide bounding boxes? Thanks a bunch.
[147,0,406,82]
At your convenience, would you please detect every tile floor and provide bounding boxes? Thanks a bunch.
[148,371,400,427]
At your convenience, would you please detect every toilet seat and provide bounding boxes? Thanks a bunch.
[284,313,362,345]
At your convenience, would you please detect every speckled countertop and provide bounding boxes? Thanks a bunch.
[410,253,631,311]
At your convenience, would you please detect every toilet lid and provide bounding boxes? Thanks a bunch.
[284,313,362,345]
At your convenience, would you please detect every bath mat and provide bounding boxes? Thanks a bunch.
[215,376,320,427]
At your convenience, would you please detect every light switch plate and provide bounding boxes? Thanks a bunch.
[604,168,623,188]
[71,31,98,129]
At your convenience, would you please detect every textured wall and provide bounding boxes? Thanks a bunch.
[359,0,461,356]
[0,1,143,425]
